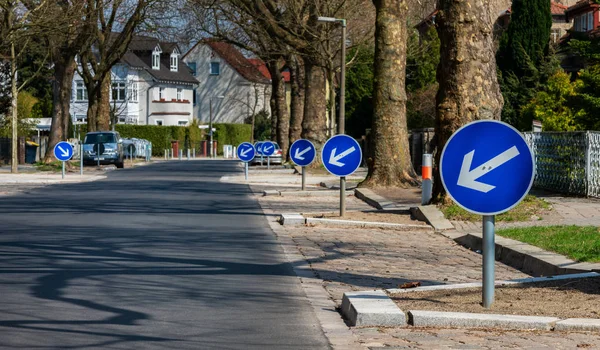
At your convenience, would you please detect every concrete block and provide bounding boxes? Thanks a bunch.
[263,190,281,196]
[412,206,454,231]
[279,213,305,226]
[280,190,344,197]
[341,291,407,327]
[408,310,559,331]
[555,318,600,332]
[305,217,430,230]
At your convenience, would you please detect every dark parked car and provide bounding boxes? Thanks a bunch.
[251,141,283,165]
[83,131,124,168]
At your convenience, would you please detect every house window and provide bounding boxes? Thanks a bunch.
[75,81,87,101]
[75,115,86,123]
[159,87,165,100]
[152,45,162,70]
[170,53,178,72]
[178,120,188,126]
[193,88,197,105]
[187,62,197,76]
[128,82,138,102]
[551,28,561,43]
[155,119,163,126]
[177,88,183,101]
[589,12,594,31]
[210,62,220,75]
[111,82,126,101]
[575,12,594,32]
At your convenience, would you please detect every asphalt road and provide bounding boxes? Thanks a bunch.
[0,160,330,349]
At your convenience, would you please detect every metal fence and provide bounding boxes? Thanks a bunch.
[523,131,600,198]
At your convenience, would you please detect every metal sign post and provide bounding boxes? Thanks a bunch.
[237,142,256,180]
[440,120,535,308]
[290,139,317,191]
[321,135,362,217]
[80,142,83,176]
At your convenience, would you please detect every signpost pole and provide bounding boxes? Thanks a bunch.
[245,162,249,180]
[80,142,83,176]
[267,156,270,170]
[482,215,495,308]
[62,161,65,179]
[96,144,100,167]
[340,176,346,216]
[302,167,306,191]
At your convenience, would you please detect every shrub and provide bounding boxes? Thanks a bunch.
[213,123,252,154]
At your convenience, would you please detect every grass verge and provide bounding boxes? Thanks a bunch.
[440,195,551,222]
[497,225,600,262]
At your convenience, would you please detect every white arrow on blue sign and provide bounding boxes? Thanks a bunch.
[262,141,275,156]
[54,141,74,162]
[321,134,362,177]
[237,142,255,162]
[255,141,264,155]
[440,120,535,216]
[290,139,316,167]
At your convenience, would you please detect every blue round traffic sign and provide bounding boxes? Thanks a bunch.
[54,141,74,162]
[289,139,316,167]
[321,135,362,177]
[262,141,275,156]
[237,142,255,162]
[440,120,535,216]
[255,141,264,155]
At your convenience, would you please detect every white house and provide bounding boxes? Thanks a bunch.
[70,36,199,127]
[182,40,271,124]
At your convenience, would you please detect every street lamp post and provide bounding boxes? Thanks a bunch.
[209,95,225,158]
[317,16,346,135]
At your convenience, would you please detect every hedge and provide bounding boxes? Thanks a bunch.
[213,123,252,155]
[75,122,250,156]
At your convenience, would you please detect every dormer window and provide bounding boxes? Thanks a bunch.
[170,48,180,72]
[152,45,162,70]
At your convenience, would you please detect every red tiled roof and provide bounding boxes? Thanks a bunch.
[566,0,599,15]
[248,58,291,83]
[551,1,568,15]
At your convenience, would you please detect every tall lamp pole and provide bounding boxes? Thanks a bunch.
[209,95,225,158]
[317,16,347,134]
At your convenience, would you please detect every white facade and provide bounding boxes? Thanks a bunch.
[70,66,195,127]
[183,43,271,124]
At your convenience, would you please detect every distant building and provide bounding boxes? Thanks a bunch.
[70,35,199,127]
[182,40,271,124]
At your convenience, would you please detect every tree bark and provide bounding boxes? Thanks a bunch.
[288,54,305,151]
[269,92,277,141]
[301,59,328,162]
[432,0,504,200]
[268,59,290,160]
[44,56,76,163]
[361,0,418,188]
[86,75,111,132]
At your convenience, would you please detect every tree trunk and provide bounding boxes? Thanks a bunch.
[269,92,277,141]
[288,54,305,152]
[361,0,418,188]
[44,56,76,163]
[10,42,18,173]
[301,59,328,162]
[268,60,290,160]
[432,0,504,200]
[86,75,111,132]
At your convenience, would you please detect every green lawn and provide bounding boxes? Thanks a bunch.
[497,226,600,263]
[440,195,551,222]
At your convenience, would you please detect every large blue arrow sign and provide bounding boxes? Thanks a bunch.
[237,142,255,162]
[321,135,362,177]
[289,139,316,167]
[440,120,535,215]
[54,141,73,162]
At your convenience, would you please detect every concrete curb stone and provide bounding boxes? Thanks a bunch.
[341,291,407,327]
[279,213,305,225]
[555,318,600,332]
[354,188,410,211]
[410,206,454,231]
[408,310,559,331]
[305,217,431,230]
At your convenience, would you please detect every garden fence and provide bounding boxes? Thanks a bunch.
[523,131,600,198]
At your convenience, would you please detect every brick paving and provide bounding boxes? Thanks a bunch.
[248,186,600,349]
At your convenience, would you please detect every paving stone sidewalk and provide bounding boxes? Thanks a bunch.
[249,186,600,349]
